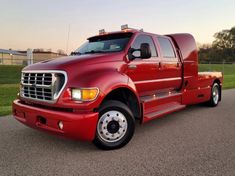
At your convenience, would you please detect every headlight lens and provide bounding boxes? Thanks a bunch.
[71,88,99,101]
[71,89,82,100]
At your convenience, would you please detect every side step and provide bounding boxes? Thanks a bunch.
[141,90,186,123]
[143,102,185,122]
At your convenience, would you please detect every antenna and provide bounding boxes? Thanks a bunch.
[66,24,70,54]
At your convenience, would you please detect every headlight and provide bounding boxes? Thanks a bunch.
[71,89,82,100]
[71,88,99,101]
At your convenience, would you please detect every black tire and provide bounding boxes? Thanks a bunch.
[93,100,135,150]
[206,82,220,107]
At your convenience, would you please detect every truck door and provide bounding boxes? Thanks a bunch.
[156,36,182,90]
[125,34,160,97]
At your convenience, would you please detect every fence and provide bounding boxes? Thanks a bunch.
[199,61,235,75]
[0,58,45,66]
[1,55,234,72]
[0,51,66,66]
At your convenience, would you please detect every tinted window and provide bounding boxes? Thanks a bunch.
[131,35,157,57]
[74,33,132,54]
[158,37,176,58]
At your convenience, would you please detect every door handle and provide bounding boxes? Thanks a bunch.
[177,62,180,67]
[128,64,137,69]
[158,62,162,68]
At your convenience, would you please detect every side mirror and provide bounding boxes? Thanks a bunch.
[140,43,151,59]
[128,43,152,60]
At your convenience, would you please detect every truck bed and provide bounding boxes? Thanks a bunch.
[198,71,223,79]
[198,71,223,88]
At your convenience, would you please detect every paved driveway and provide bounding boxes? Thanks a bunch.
[0,89,235,176]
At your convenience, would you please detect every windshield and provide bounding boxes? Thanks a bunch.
[73,33,133,55]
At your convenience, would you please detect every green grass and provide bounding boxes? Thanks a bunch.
[0,84,19,116]
[0,64,235,116]
[0,65,23,84]
[0,65,23,116]
[223,75,235,89]
[199,64,235,75]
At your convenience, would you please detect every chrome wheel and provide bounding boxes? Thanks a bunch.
[94,100,135,150]
[97,110,128,143]
[212,84,219,105]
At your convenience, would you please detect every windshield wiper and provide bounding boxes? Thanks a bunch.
[70,51,82,55]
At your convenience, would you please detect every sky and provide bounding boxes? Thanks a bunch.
[0,0,234,53]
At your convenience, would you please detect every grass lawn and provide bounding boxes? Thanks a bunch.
[0,64,235,116]
[199,64,235,75]
[0,65,23,84]
[0,65,23,116]
[0,84,19,116]
[223,75,235,89]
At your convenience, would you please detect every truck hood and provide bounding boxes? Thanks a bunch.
[23,52,124,71]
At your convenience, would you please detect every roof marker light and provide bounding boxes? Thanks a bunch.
[99,29,106,35]
[121,24,129,30]
[121,24,144,32]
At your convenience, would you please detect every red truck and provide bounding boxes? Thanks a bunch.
[13,25,223,150]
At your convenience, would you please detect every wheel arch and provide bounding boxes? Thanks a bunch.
[99,86,142,120]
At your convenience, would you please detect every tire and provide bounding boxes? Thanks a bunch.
[93,100,135,150]
[207,82,220,107]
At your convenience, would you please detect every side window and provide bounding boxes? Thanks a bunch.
[157,37,176,58]
[131,35,157,57]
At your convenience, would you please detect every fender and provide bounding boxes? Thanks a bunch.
[70,67,141,109]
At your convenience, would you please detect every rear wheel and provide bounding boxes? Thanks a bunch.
[207,82,220,107]
[93,100,135,150]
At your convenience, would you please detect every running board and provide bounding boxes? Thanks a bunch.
[143,102,186,123]
[141,90,182,114]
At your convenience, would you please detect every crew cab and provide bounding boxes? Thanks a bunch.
[13,25,223,150]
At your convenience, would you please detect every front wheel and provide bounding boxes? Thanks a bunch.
[93,100,135,150]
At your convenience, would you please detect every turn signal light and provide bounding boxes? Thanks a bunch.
[71,88,99,101]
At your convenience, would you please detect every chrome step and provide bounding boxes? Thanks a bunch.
[144,102,185,119]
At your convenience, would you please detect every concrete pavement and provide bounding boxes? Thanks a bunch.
[0,89,235,176]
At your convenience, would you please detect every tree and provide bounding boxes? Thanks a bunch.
[33,48,44,52]
[198,26,235,63]
[213,26,235,49]
[57,49,66,55]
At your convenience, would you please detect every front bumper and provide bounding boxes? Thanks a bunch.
[12,99,99,141]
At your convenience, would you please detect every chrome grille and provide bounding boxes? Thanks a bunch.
[20,71,67,103]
